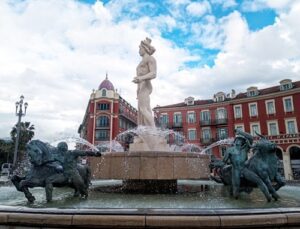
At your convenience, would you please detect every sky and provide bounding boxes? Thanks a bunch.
[0,0,299,141]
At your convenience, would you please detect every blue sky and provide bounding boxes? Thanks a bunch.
[0,0,299,139]
[80,0,277,68]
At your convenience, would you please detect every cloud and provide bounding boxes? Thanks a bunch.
[186,1,211,17]
[210,0,237,9]
[242,0,294,12]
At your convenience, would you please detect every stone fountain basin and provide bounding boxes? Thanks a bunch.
[90,151,210,180]
[0,206,299,228]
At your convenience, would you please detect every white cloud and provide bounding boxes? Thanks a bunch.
[242,0,294,12]
[186,1,211,17]
[210,0,237,9]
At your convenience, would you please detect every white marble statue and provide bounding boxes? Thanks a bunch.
[133,37,156,127]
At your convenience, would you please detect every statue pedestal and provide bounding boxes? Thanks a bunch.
[129,134,171,152]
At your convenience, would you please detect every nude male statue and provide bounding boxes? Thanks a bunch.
[132,37,157,127]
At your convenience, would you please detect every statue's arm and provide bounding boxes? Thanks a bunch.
[138,57,157,81]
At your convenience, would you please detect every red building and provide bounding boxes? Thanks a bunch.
[78,75,137,147]
[153,79,300,180]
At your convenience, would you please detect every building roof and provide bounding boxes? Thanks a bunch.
[154,99,215,109]
[234,80,300,99]
[98,75,114,91]
[154,80,300,109]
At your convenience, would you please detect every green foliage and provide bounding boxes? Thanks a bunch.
[10,122,35,151]
[0,139,13,165]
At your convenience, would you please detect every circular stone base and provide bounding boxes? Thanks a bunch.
[0,207,299,228]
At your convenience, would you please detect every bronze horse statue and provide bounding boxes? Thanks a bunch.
[210,133,285,201]
[11,140,98,203]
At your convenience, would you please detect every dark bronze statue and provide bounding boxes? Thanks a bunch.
[11,140,101,203]
[210,130,285,202]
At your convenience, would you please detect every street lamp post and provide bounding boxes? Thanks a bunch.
[13,95,28,168]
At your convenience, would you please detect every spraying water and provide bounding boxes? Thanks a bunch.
[200,138,234,154]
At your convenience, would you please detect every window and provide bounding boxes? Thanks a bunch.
[202,128,211,140]
[217,128,228,140]
[95,130,109,141]
[250,123,261,136]
[234,105,242,119]
[188,129,196,140]
[281,83,292,90]
[220,146,227,158]
[173,113,182,124]
[283,96,294,112]
[235,124,244,132]
[280,79,293,91]
[160,114,169,125]
[265,100,275,115]
[214,92,226,102]
[98,103,110,110]
[175,131,184,144]
[249,103,258,117]
[187,111,196,123]
[285,118,298,134]
[216,108,227,119]
[268,121,279,136]
[185,97,195,106]
[102,89,107,97]
[217,95,224,102]
[247,87,259,97]
[200,110,210,121]
[96,116,109,127]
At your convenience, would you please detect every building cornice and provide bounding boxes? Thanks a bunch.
[230,87,300,104]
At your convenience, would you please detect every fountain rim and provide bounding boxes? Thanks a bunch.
[0,205,299,228]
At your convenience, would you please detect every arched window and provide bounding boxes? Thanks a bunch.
[96,116,109,127]
[102,89,107,97]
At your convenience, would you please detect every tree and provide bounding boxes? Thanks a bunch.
[10,122,35,152]
[0,139,13,166]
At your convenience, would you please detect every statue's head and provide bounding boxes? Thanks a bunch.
[139,37,156,56]
[57,141,68,152]
[234,136,246,148]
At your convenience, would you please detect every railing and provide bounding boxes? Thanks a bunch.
[215,118,228,125]
[200,120,211,126]
[172,122,183,128]
[119,110,137,124]
[95,125,110,129]
[157,122,183,129]
[216,134,229,141]
[200,118,228,126]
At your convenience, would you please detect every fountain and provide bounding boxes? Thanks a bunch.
[88,37,210,192]
[0,38,300,228]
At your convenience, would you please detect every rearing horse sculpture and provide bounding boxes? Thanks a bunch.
[210,132,285,201]
[11,140,100,203]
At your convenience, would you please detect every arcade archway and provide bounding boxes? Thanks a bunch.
[289,145,300,180]
[275,147,284,177]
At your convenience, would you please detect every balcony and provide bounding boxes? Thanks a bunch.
[215,118,228,125]
[216,134,229,141]
[95,125,110,129]
[200,120,211,126]
[172,122,183,129]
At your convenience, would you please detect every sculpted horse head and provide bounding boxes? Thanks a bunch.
[253,132,277,155]
[26,140,54,166]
